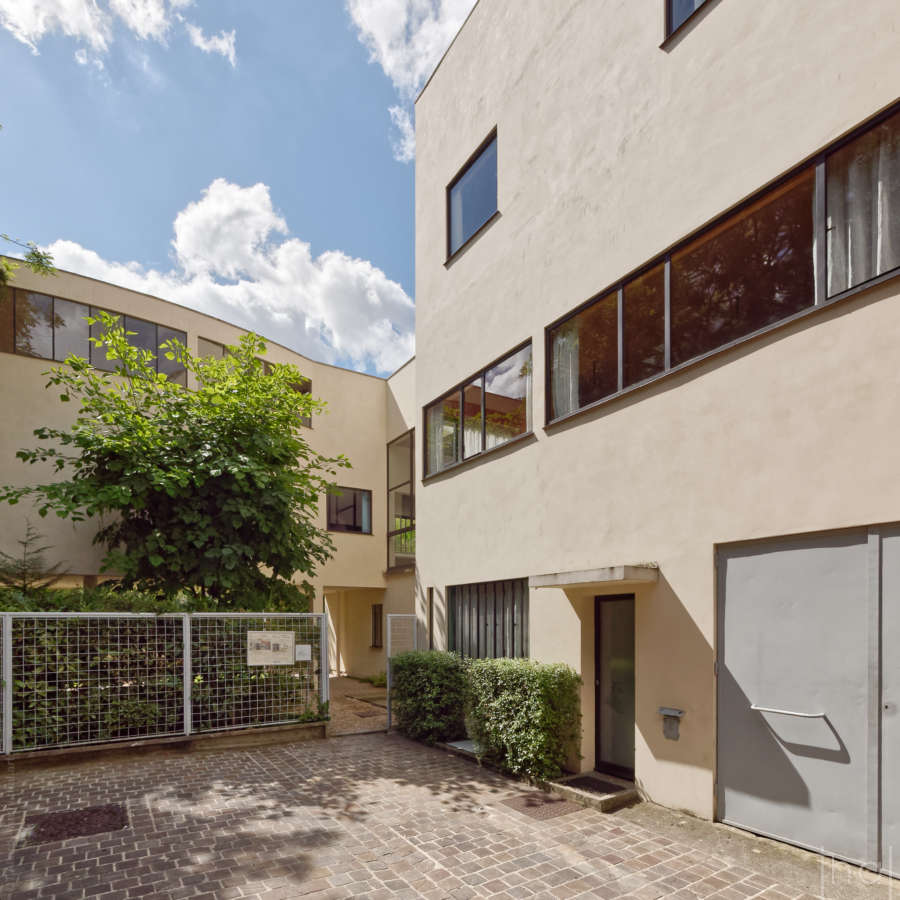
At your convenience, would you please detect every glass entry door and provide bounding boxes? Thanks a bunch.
[595,595,635,778]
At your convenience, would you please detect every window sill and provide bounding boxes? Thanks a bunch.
[444,210,502,268]
[423,430,535,483]
[327,529,374,536]
[545,266,900,431]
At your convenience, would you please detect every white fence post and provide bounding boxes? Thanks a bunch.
[182,614,192,736]
[319,612,329,707]
[2,614,12,756]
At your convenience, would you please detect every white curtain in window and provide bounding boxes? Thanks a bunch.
[550,320,580,419]
[827,114,900,295]
[426,405,444,474]
[463,418,482,457]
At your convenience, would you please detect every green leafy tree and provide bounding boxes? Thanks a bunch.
[0,313,350,608]
[0,522,66,596]
[1,234,55,292]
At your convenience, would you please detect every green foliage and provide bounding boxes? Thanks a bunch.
[390,651,468,745]
[0,234,56,292]
[357,670,387,688]
[465,657,581,780]
[0,584,193,613]
[7,615,327,750]
[0,522,66,596]
[0,314,349,606]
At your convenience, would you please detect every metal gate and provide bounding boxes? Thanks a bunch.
[717,526,898,874]
[385,613,418,731]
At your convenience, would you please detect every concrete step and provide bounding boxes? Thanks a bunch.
[548,772,640,813]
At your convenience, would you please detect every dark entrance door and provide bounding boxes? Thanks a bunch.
[595,594,635,778]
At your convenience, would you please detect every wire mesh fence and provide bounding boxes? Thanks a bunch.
[191,614,326,733]
[386,613,418,731]
[0,612,327,754]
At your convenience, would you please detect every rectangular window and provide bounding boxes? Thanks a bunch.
[447,578,528,659]
[15,291,53,359]
[89,308,119,371]
[327,487,372,534]
[623,264,665,387]
[485,344,532,449]
[157,326,188,386]
[0,288,13,354]
[296,377,312,428]
[371,603,384,648]
[124,315,157,356]
[827,108,900,296]
[198,337,226,359]
[425,342,532,476]
[670,170,815,367]
[425,392,461,474]
[549,292,617,420]
[542,106,899,425]
[53,298,90,362]
[448,132,498,257]
[387,429,415,569]
[666,0,708,36]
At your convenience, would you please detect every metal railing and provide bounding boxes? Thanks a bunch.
[0,612,329,755]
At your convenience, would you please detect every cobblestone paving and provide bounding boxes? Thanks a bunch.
[328,678,387,736]
[0,733,832,899]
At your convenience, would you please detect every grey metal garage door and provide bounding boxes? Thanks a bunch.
[717,527,895,873]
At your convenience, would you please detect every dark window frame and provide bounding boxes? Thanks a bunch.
[447,578,529,660]
[327,486,373,535]
[371,603,384,649]
[386,428,415,572]
[663,0,715,43]
[445,127,499,262]
[544,101,900,429]
[4,289,187,385]
[423,339,533,479]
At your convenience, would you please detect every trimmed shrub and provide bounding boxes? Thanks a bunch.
[390,650,468,745]
[466,658,581,780]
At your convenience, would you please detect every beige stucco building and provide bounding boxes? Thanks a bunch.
[413,0,900,874]
[0,264,417,681]
[3,0,900,875]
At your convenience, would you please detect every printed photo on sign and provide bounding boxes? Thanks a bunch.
[247,630,295,666]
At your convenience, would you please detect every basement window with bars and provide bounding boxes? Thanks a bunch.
[447,578,529,659]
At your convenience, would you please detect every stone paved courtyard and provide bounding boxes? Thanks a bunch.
[0,732,892,899]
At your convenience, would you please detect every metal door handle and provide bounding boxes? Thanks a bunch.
[751,704,825,718]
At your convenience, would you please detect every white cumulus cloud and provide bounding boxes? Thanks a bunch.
[108,0,169,41]
[184,20,234,66]
[0,0,235,65]
[0,0,112,53]
[45,178,415,375]
[388,105,416,163]
[345,0,476,163]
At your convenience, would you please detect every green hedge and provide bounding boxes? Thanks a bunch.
[466,658,581,780]
[390,650,468,745]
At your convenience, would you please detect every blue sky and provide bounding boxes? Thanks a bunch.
[0,1,476,374]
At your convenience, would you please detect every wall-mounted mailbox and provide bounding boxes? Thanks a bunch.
[659,707,685,741]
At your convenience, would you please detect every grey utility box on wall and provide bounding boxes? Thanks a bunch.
[659,707,685,741]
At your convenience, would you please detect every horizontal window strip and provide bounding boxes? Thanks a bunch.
[2,289,187,385]
[546,105,900,425]
[424,342,533,476]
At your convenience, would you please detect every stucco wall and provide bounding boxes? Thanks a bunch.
[0,266,396,599]
[414,0,900,818]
